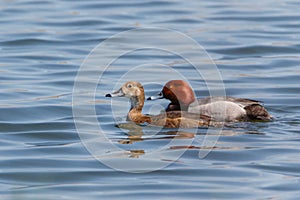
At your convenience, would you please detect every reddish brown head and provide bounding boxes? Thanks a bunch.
[162,80,196,111]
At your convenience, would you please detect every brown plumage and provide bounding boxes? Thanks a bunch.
[105,81,214,128]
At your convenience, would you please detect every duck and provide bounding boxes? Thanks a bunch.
[105,81,215,128]
[147,80,272,122]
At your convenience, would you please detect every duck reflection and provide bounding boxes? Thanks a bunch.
[115,121,265,156]
[116,122,196,145]
[127,149,145,158]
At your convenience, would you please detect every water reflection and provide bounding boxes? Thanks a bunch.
[117,122,195,144]
[115,121,265,157]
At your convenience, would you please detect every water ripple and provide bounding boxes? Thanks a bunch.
[1,0,300,199]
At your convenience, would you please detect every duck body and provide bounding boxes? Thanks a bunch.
[105,81,213,128]
[148,80,272,122]
[189,96,271,122]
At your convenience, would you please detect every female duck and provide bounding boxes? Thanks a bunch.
[147,80,272,122]
[105,81,213,128]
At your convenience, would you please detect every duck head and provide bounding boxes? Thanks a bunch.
[147,80,196,111]
[106,81,145,111]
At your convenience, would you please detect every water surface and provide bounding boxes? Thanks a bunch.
[0,0,300,199]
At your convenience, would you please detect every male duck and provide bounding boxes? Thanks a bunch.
[105,81,214,128]
[147,80,272,122]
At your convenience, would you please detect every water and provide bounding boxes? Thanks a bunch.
[1,0,300,199]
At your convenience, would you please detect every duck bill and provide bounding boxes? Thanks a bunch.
[147,92,163,100]
[105,88,125,98]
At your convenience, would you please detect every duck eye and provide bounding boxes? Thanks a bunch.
[127,84,132,88]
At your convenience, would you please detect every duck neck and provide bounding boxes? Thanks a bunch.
[130,94,144,112]
[127,94,151,123]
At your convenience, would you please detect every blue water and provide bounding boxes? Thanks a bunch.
[1,0,300,199]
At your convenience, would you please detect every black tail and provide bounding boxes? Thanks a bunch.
[244,104,272,121]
